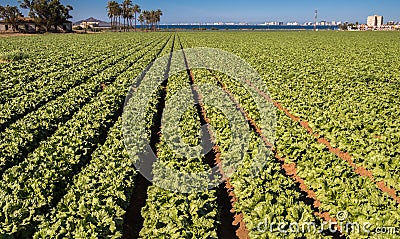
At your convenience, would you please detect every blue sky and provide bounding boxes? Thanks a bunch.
[2,0,399,24]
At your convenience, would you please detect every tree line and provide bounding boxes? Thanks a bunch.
[107,0,162,31]
[0,0,73,32]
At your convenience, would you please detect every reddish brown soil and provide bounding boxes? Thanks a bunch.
[280,160,342,231]
[182,51,246,239]
[100,83,107,91]
[245,80,400,204]
[216,77,347,235]
[232,210,250,239]
[213,75,344,235]
[376,181,400,203]
[123,35,174,239]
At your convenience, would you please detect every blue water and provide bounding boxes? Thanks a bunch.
[158,25,337,31]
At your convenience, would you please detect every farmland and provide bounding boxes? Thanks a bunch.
[0,31,399,239]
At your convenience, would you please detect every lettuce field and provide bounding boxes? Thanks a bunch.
[0,31,399,239]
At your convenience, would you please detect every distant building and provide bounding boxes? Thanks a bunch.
[80,20,99,28]
[306,21,336,26]
[263,21,284,26]
[367,16,375,27]
[74,17,111,30]
[376,16,384,27]
[0,17,36,32]
[0,17,72,32]
[367,15,384,28]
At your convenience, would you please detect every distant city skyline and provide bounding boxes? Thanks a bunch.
[1,0,400,24]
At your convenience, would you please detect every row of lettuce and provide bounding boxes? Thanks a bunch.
[189,66,326,238]
[0,33,160,89]
[127,37,221,238]
[1,31,398,239]
[180,31,400,195]
[0,36,162,132]
[179,33,399,239]
[210,70,398,239]
[0,36,166,175]
[0,33,172,238]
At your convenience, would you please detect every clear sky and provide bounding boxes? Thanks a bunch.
[2,0,400,24]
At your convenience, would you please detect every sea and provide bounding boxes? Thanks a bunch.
[158,25,338,31]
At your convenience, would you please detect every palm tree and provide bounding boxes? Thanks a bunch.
[121,0,132,31]
[116,4,122,31]
[107,1,119,31]
[127,8,133,31]
[156,9,162,30]
[138,13,144,30]
[142,10,150,30]
[106,4,161,32]
[152,12,156,31]
[147,10,157,31]
[132,4,141,31]
[106,1,115,30]
[149,10,162,31]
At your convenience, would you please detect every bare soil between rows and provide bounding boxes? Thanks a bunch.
[245,80,400,204]
[182,45,243,239]
[122,34,174,238]
[217,77,343,237]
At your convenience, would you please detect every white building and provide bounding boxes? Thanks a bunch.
[367,15,384,28]
[264,21,284,26]
[80,21,100,29]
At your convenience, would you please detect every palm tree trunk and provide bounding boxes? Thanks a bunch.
[134,13,137,32]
